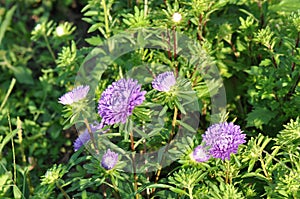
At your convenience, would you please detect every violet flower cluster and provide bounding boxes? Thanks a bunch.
[97,78,146,126]
[58,85,90,105]
[191,145,210,162]
[192,122,246,162]
[101,149,119,170]
[152,71,176,92]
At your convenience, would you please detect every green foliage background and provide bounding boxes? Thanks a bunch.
[0,0,299,198]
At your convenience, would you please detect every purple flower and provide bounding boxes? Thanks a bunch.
[202,122,246,160]
[192,145,210,162]
[152,71,176,92]
[58,85,90,105]
[101,149,119,170]
[97,78,146,125]
[73,122,103,151]
[73,130,90,151]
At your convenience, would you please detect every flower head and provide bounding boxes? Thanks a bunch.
[101,149,119,170]
[55,26,65,37]
[98,78,146,125]
[172,12,182,23]
[152,71,176,92]
[73,122,103,151]
[58,85,90,105]
[191,145,210,162]
[202,122,246,160]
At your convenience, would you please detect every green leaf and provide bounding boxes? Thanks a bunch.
[176,120,197,133]
[242,172,269,182]
[11,66,34,85]
[13,185,22,199]
[85,36,102,46]
[248,158,256,172]
[0,172,10,187]
[87,23,103,33]
[246,107,277,129]
[0,129,18,154]
[269,0,300,12]
[169,187,189,196]
[0,5,17,45]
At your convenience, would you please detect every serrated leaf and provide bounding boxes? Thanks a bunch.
[246,107,277,129]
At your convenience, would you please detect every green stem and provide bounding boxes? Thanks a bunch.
[130,131,139,199]
[171,106,178,137]
[56,181,70,199]
[188,186,194,199]
[152,106,178,193]
[16,117,26,164]
[8,113,16,184]
[259,156,270,181]
[172,26,178,77]
[33,90,47,121]
[0,78,16,112]
[144,0,148,16]
[42,33,56,61]
[102,0,110,38]
[110,174,121,199]
[225,160,231,184]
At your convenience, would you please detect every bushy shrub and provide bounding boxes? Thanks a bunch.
[0,0,299,198]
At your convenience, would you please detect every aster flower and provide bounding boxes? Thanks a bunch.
[98,78,146,125]
[152,71,176,92]
[73,130,90,151]
[202,122,246,160]
[101,149,119,170]
[58,85,90,105]
[191,145,210,162]
[73,122,103,151]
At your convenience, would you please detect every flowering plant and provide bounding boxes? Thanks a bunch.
[2,0,300,199]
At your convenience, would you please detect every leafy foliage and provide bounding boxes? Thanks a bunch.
[1,0,300,198]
